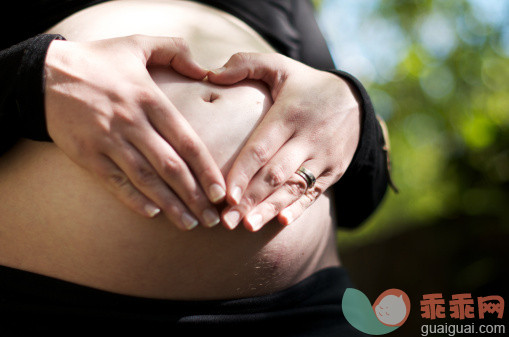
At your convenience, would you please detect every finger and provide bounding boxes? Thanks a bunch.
[223,140,307,228]
[91,155,161,219]
[244,159,322,231]
[243,172,309,232]
[136,35,208,79]
[207,53,290,96]
[105,141,205,231]
[127,122,221,228]
[278,170,332,227]
[145,86,227,205]
[224,100,294,206]
[223,158,322,230]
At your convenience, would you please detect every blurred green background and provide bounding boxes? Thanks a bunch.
[314,0,508,334]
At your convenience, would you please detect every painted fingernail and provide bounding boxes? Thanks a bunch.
[280,209,294,225]
[223,210,240,229]
[182,212,199,230]
[209,183,226,203]
[247,213,263,231]
[231,186,242,204]
[145,204,161,218]
[203,208,220,228]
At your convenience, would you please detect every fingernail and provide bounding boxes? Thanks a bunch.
[209,183,226,203]
[182,212,199,230]
[223,210,240,229]
[203,208,220,228]
[231,186,242,204]
[280,209,294,225]
[145,204,161,218]
[210,67,226,75]
[247,213,263,231]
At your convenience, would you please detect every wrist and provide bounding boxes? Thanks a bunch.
[45,39,72,75]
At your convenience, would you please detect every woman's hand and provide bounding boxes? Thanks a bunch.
[44,35,226,230]
[208,52,361,231]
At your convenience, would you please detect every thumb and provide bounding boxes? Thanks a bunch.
[208,52,289,91]
[139,36,208,80]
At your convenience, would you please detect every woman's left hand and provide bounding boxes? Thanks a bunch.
[207,52,361,231]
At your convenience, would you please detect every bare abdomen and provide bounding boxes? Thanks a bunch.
[0,0,339,300]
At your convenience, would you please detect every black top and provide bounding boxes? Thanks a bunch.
[0,0,390,228]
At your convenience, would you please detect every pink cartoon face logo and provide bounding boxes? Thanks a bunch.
[373,289,411,327]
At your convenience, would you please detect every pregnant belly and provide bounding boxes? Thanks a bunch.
[0,0,340,300]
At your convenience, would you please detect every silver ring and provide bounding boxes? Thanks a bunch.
[295,166,316,190]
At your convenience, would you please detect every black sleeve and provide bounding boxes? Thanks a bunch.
[327,69,392,229]
[0,34,65,155]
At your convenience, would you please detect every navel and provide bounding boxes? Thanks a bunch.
[203,92,220,103]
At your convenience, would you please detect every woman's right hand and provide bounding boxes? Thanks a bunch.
[44,35,226,230]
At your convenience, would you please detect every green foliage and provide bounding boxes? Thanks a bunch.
[311,0,323,10]
[329,0,509,247]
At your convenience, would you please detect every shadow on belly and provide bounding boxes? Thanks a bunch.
[0,140,337,300]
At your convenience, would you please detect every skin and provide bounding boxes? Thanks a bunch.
[45,35,225,230]
[0,0,367,299]
[43,0,361,231]
[208,53,361,231]
[0,67,340,299]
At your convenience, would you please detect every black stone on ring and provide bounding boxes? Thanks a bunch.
[296,166,316,190]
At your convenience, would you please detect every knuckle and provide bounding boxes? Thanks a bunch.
[286,178,307,197]
[286,104,309,124]
[135,85,158,107]
[113,109,138,128]
[313,181,325,195]
[196,164,215,181]
[185,190,203,206]
[179,135,201,157]
[172,37,189,51]
[108,171,130,189]
[264,165,286,188]
[233,169,251,189]
[106,171,144,204]
[124,185,143,203]
[305,185,322,202]
[250,143,270,165]
[155,192,180,214]
[162,156,183,176]
[162,203,182,218]
[131,34,144,41]
[265,201,281,215]
[127,34,143,45]
[243,194,257,209]
[322,165,340,180]
[232,52,249,64]
[133,165,157,186]
[270,52,284,60]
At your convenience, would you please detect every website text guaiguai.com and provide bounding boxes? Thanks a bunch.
[421,323,505,336]
[419,293,505,336]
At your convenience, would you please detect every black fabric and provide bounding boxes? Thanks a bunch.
[329,70,389,227]
[0,0,390,228]
[0,265,366,336]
